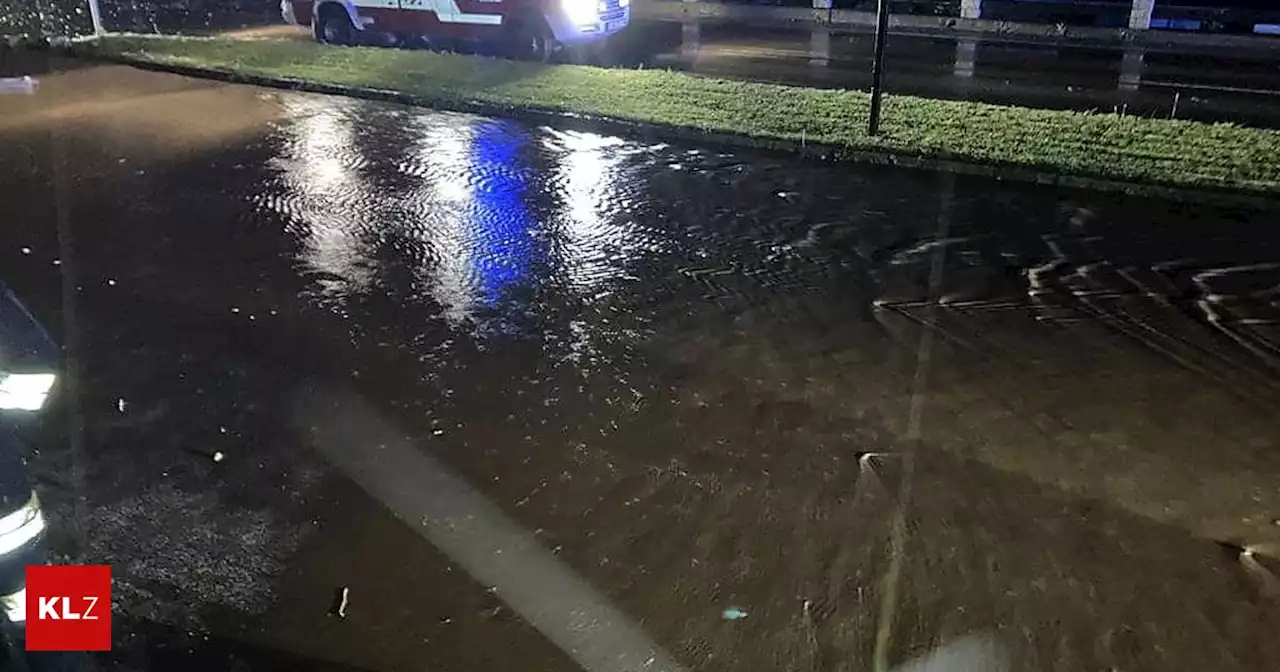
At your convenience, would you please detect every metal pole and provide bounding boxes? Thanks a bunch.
[87,0,104,35]
[867,0,891,136]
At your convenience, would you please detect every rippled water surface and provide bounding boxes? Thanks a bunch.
[2,59,1280,672]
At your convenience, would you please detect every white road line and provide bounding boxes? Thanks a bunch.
[292,384,685,672]
[1142,79,1280,97]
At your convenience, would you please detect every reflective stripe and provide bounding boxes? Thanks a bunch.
[440,12,503,25]
[404,0,504,26]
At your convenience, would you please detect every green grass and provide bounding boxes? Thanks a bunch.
[83,34,1280,195]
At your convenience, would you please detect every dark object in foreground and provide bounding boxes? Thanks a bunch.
[0,281,60,654]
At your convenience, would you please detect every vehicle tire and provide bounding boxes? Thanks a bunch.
[505,14,554,63]
[315,5,355,45]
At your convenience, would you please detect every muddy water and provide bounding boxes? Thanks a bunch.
[2,59,1280,671]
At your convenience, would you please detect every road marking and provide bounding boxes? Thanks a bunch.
[1143,80,1280,97]
[292,384,685,672]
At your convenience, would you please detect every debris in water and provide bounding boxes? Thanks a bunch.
[331,586,350,619]
[856,452,897,471]
[721,607,748,621]
[1238,545,1280,602]
[212,451,225,463]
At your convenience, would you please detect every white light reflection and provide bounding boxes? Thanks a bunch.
[547,129,636,293]
[404,118,483,325]
[543,129,660,366]
[271,98,380,302]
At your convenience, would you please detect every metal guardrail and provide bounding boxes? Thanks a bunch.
[680,0,1280,32]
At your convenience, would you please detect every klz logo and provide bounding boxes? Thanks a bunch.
[26,565,112,651]
[38,596,101,620]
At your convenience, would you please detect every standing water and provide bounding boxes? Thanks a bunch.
[1,57,1279,671]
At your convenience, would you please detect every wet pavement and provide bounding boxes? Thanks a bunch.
[2,55,1280,671]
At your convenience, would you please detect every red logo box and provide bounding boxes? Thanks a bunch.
[25,565,112,651]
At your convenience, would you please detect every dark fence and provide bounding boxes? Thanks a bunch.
[711,0,1280,31]
[0,0,276,37]
[0,0,93,37]
[100,0,276,34]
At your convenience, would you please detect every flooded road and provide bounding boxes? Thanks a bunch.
[2,57,1280,671]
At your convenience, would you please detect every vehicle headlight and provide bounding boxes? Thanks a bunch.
[0,492,43,557]
[561,0,599,26]
[0,373,55,411]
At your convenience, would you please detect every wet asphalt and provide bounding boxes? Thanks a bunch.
[2,55,1280,671]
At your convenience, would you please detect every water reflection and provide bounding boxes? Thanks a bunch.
[263,101,659,341]
[269,97,379,303]
[405,119,540,325]
[546,129,633,294]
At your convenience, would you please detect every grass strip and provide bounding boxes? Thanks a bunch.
[82,34,1280,196]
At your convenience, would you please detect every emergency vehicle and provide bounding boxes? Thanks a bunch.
[281,0,630,60]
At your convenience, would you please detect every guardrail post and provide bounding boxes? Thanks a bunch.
[960,0,981,20]
[1119,47,1144,91]
[953,38,976,79]
[810,26,830,67]
[1128,0,1154,29]
[681,17,700,61]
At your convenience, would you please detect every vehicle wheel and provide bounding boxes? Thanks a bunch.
[506,15,554,62]
[316,6,355,45]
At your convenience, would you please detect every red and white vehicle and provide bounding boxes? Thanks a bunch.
[281,0,630,60]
